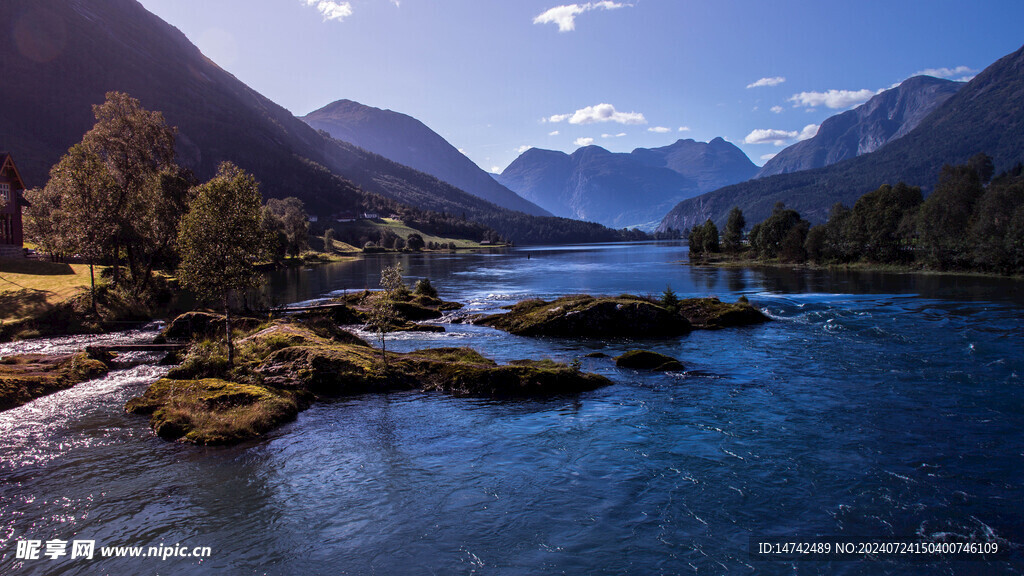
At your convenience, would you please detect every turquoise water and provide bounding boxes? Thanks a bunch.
[1,242,1022,574]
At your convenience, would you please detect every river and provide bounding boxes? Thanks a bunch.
[1,241,1022,575]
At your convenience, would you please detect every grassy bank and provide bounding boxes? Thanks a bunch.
[686,251,1024,280]
[327,218,499,250]
[0,259,102,323]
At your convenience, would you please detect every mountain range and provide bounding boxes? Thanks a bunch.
[497,138,757,229]
[303,100,550,217]
[0,0,625,244]
[757,75,962,178]
[660,44,1024,232]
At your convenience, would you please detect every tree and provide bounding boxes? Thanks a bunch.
[323,228,336,253]
[750,202,805,260]
[366,263,404,366]
[177,162,269,365]
[265,197,309,257]
[406,233,425,251]
[688,219,719,258]
[723,206,746,252]
[82,92,180,289]
[661,284,680,314]
[24,92,185,294]
[917,163,986,268]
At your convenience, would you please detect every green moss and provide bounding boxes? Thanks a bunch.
[0,352,109,411]
[477,294,691,337]
[129,317,612,446]
[675,297,769,329]
[125,378,302,445]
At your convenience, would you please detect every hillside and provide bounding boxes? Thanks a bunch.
[758,76,962,177]
[303,100,550,216]
[0,0,626,245]
[659,43,1024,231]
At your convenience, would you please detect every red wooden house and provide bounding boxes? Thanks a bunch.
[0,153,29,259]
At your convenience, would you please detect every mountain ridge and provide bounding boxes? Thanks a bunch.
[303,99,551,217]
[757,75,963,178]
[498,138,756,229]
[659,43,1024,232]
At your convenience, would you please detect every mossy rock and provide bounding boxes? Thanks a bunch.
[615,350,684,371]
[163,311,264,341]
[125,378,303,445]
[675,297,769,329]
[0,352,109,411]
[476,295,691,338]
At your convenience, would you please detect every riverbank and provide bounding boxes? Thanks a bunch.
[0,351,110,411]
[686,251,1024,280]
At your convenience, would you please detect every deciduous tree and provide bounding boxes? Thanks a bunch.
[177,162,269,365]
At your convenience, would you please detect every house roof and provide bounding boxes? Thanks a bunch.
[0,153,26,191]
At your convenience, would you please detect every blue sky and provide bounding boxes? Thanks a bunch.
[137,0,1024,173]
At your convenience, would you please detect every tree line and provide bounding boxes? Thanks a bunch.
[687,153,1024,275]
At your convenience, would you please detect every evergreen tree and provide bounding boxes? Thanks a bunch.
[723,206,745,252]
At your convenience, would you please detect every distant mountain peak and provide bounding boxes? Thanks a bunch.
[303,99,551,216]
[757,75,962,178]
[497,138,757,230]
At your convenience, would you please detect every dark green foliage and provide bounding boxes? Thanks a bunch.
[406,233,425,250]
[688,219,720,257]
[661,285,680,313]
[264,197,309,258]
[779,221,810,263]
[414,278,439,298]
[844,182,922,262]
[759,155,1024,274]
[916,164,986,268]
[749,203,807,260]
[723,206,745,252]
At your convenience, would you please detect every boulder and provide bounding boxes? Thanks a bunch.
[615,350,685,371]
[476,295,691,337]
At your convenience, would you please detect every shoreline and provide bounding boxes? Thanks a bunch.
[683,253,1024,281]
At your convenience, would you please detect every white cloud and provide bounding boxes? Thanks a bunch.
[533,2,629,32]
[798,124,819,141]
[574,137,595,147]
[490,166,502,173]
[770,105,784,114]
[547,103,646,125]
[601,132,626,138]
[744,128,798,146]
[760,153,778,161]
[678,126,690,132]
[647,126,671,133]
[914,65,977,79]
[303,0,353,21]
[747,76,786,89]
[788,89,876,109]
[458,148,466,154]
[548,130,560,136]
[516,145,533,154]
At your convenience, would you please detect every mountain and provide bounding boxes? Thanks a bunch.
[303,100,550,216]
[498,138,755,229]
[498,146,697,229]
[659,43,1024,232]
[757,76,963,177]
[0,0,629,245]
[632,137,759,192]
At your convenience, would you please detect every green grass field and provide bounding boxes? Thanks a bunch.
[329,218,490,250]
[0,259,99,322]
